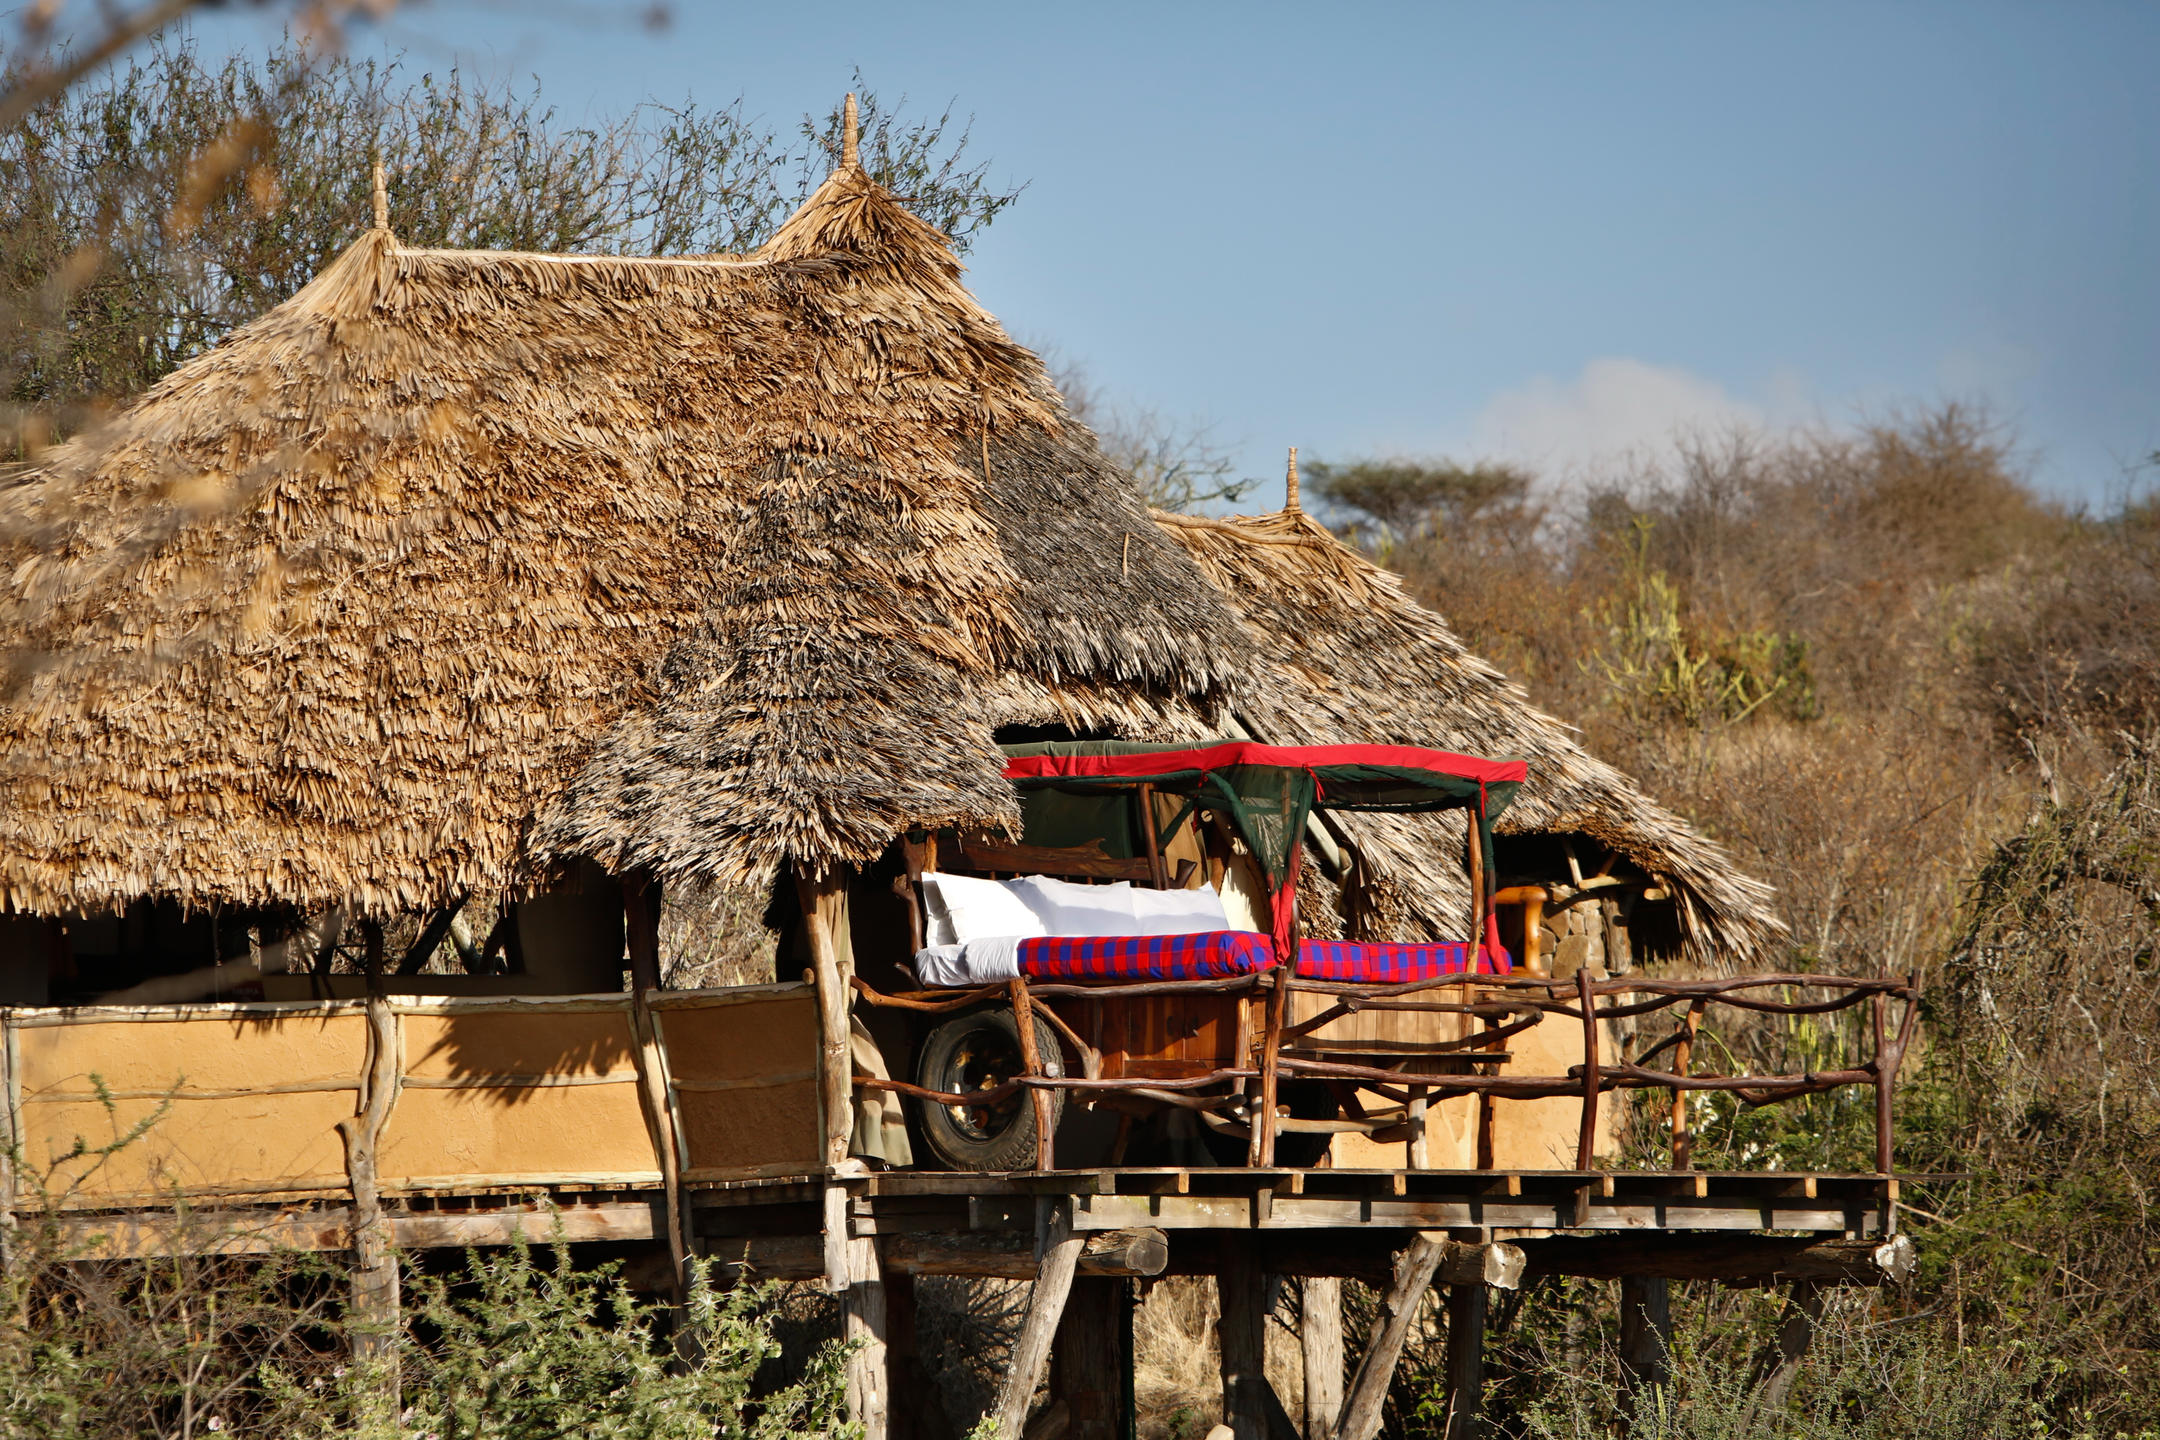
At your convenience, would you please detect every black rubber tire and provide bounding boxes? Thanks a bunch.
[913,1006,1066,1172]
[1203,1080,1338,1169]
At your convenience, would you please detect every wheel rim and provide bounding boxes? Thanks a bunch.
[941,1027,1027,1142]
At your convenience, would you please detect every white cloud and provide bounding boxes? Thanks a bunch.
[1469,357,1766,483]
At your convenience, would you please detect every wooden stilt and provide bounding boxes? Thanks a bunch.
[796,866,854,1169]
[1618,1275,1672,1411]
[1575,966,1600,1171]
[1219,1257,1269,1440]
[1301,1277,1345,1440]
[1053,1277,1125,1440]
[338,995,403,1414]
[1441,1284,1486,1440]
[1752,1278,1826,1412]
[993,1205,1085,1440]
[885,1269,928,1440]
[846,1234,890,1440]
[1333,1234,1446,1440]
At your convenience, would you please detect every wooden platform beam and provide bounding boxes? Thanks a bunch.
[1518,1232,1914,1286]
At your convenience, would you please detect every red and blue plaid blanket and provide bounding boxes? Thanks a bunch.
[1014,931,1509,982]
[1018,930,1276,981]
[1295,938,1509,981]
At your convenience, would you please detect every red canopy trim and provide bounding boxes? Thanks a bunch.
[1000,741,1527,786]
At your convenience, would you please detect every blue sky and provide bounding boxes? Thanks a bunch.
[180,1,2157,509]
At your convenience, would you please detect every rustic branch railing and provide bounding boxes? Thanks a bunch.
[854,968,1920,1175]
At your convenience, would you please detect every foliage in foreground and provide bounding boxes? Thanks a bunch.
[0,1191,854,1440]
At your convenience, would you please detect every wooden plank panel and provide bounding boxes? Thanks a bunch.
[19,1091,355,1202]
[661,992,819,1084]
[15,1011,367,1094]
[400,1009,637,1082]
[675,1080,821,1175]
[378,1081,658,1186]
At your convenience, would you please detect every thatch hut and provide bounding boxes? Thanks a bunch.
[0,105,1778,1002]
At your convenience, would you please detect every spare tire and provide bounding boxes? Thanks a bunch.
[913,1006,1066,1172]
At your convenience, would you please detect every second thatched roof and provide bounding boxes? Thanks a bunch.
[1157,501,1786,966]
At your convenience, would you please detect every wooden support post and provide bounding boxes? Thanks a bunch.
[1618,1275,1671,1409]
[1302,1277,1345,1440]
[1333,1234,1446,1440]
[1464,811,1485,947]
[797,866,854,1169]
[624,871,689,1297]
[1407,1085,1430,1169]
[1441,1283,1486,1440]
[630,999,690,1298]
[1054,1277,1126,1440]
[885,1270,925,1440]
[337,995,402,1413]
[1872,992,1893,1175]
[993,1205,1085,1440]
[1752,1278,1827,1412]
[1219,1255,1268,1440]
[846,1234,890,1440]
[1138,783,1168,891]
[1249,966,1293,1167]
[823,1182,850,1294]
[1010,976,1055,1172]
[1670,1000,1703,1168]
[1575,967,1600,1171]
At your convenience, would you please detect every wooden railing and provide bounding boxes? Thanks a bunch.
[855,969,1920,1173]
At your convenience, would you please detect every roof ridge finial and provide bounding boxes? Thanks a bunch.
[1284,446,1301,512]
[371,159,388,231]
[841,92,859,169]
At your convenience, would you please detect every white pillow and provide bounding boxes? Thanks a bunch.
[1009,875,1143,937]
[920,872,1050,946]
[1007,874,1233,938]
[1127,883,1234,936]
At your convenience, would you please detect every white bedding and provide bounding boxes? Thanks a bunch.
[920,870,1231,946]
[912,871,1239,987]
[911,935,1024,986]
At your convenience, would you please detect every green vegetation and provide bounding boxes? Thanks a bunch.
[1311,405,2160,1435]
[0,38,1019,450]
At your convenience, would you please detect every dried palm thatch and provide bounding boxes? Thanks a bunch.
[0,143,1242,915]
[1157,502,1785,965]
[0,116,1779,961]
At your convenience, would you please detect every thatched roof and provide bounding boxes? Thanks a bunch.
[0,140,1242,915]
[1156,501,1786,965]
[0,115,1782,963]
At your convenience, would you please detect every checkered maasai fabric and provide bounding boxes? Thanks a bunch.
[1018,930,1277,982]
[1294,938,1511,981]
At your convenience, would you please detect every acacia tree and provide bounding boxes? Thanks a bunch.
[0,40,1022,449]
